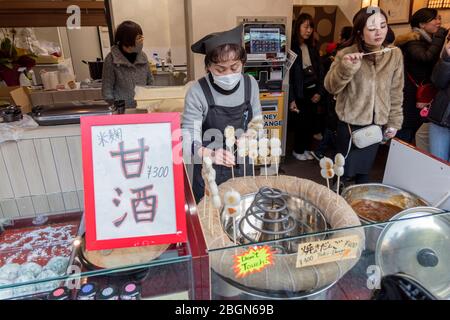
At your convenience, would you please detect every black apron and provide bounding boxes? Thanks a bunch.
[193,74,253,203]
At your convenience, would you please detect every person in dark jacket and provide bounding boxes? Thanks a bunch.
[102,21,153,108]
[428,39,450,162]
[289,13,325,161]
[394,9,448,143]
[311,26,352,160]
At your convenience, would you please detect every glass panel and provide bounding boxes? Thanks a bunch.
[0,212,193,300]
[208,211,450,300]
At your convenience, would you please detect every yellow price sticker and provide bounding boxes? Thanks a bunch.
[233,246,274,279]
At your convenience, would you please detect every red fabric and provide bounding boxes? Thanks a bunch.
[326,42,338,55]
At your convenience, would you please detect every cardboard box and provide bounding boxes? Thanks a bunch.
[0,86,33,113]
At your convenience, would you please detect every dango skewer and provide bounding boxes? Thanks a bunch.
[334,153,346,196]
[224,190,241,245]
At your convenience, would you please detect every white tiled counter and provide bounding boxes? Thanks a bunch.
[0,124,84,219]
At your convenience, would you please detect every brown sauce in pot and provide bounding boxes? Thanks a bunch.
[351,199,404,222]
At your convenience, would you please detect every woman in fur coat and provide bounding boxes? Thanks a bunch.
[325,7,404,185]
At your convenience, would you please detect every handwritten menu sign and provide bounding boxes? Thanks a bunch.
[81,113,186,251]
[296,235,360,268]
[233,246,274,279]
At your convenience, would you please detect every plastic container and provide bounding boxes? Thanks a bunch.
[40,70,60,90]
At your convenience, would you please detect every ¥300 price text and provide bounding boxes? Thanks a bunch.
[147,166,170,179]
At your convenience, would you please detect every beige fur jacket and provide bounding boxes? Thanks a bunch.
[324,44,404,130]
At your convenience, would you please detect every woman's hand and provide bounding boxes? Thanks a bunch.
[343,53,364,64]
[289,101,300,113]
[212,149,235,167]
[311,94,321,104]
[384,128,398,140]
[198,147,235,167]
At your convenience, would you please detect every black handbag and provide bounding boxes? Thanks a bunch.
[303,65,318,88]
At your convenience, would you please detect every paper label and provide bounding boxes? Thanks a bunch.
[296,235,360,268]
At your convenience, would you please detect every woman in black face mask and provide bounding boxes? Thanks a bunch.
[102,20,153,108]
[182,25,262,203]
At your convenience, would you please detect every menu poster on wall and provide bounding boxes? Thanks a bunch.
[81,113,186,251]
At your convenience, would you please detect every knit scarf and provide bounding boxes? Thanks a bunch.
[413,27,433,44]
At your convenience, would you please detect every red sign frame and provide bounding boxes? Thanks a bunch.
[81,113,186,251]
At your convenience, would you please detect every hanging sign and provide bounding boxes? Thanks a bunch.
[296,235,360,268]
[233,246,274,279]
[81,113,186,251]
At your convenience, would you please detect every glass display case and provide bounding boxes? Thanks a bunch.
[1,172,449,300]
[205,208,450,300]
[0,168,209,301]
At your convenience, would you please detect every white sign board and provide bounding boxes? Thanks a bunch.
[383,139,450,211]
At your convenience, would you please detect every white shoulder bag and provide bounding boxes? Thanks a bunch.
[345,124,383,158]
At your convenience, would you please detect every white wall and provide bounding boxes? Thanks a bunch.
[167,0,188,65]
[66,27,103,81]
[110,0,187,65]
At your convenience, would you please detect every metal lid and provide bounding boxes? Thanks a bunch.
[376,207,450,300]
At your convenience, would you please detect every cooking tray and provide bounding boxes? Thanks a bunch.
[31,100,119,126]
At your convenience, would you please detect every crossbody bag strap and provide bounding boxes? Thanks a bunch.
[345,123,353,159]
[407,73,419,88]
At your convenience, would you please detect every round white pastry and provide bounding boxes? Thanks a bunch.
[238,148,247,157]
[250,115,263,124]
[224,126,235,139]
[35,269,59,292]
[0,279,13,300]
[248,139,258,150]
[237,137,247,150]
[203,156,213,169]
[212,195,222,209]
[225,206,241,218]
[13,273,36,297]
[225,137,236,148]
[249,149,258,160]
[246,129,257,139]
[258,138,269,149]
[207,170,216,184]
[258,147,269,157]
[209,183,219,196]
[44,256,69,276]
[224,190,241,207]
[321,168,335,179]
[270,138,281,149]
[335,153,346,167]
[320,157,334,170]
[0,263,20,281]
[19,263,42,278]
[334,166,345,177]
[271,148,282,157]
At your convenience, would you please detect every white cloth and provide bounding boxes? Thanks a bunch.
[300,43,312,69]
[0,115,39,144]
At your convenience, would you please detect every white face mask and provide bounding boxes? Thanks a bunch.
[211,72,242,91]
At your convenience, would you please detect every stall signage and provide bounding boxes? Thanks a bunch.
[81,113,186,251]
[233,246,274,279]
[296,235,360,268]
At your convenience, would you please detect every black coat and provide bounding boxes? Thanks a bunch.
[289,43,325,103]
[395,28,447,130]
[429,55,450,128]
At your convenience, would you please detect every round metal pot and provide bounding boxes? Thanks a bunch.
[341,184,429,251]
[376,207,450,300]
